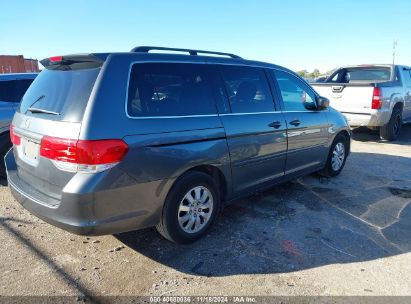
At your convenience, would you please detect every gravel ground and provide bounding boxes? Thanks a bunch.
[1,125,410,300]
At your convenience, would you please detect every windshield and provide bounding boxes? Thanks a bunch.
[19,68,100,122]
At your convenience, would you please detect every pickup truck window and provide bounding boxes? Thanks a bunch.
[329,67,391,83]
[273,70,316,112]
[402,69,411,87]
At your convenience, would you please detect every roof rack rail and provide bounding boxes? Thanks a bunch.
[131,46,242,59]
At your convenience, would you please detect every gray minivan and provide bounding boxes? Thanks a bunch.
[6,47,351,243]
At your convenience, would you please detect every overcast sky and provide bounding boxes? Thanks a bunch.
[2,0,410,73]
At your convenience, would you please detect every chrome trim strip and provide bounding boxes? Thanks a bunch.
[126,114,219,119]
[13,126,42,143]
[219,111,280,116]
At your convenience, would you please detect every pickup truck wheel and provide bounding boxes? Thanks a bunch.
[0,133,12,179]
[156,172,220,244]
[320,134,349,177]
[380,108,402,141]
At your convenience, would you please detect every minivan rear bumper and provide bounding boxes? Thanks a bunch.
[5,150,165,235]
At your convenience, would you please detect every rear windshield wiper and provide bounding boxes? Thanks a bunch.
[25,95,45,113]
[26,107,61,115]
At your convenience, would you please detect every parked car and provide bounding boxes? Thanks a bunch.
[311,65,411,141]
[6,47,351,243]
[0,73,37,177]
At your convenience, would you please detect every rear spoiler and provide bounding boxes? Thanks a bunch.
[40,53,109,70]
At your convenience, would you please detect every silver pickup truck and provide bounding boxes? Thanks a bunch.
[312,65,411,141]
[0,73,37,177]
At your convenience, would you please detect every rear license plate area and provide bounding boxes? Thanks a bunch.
[21,138,39,161]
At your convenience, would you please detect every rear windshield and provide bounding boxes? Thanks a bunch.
[329,67,392,83]
[19,68,100,122]
[347,68,391,82]
[0,79,34,103]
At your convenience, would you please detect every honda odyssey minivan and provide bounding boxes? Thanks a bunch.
[6,47,351,243]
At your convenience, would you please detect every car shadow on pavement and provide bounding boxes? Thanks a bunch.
[352,124,411,144]
[1,219,98,302]
[116,151,411,277]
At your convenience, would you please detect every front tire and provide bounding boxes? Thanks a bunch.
[320,133,349,177]
[156,171,220,244]
[380,107,402,141]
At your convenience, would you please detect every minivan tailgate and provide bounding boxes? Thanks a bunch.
[12,112,81,204]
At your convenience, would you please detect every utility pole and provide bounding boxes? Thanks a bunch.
[392,40,397,64]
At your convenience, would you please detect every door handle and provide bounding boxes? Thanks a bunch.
[289,119,301,127]
[269,121,282,129]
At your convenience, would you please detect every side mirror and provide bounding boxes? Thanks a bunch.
[316,96,330,110]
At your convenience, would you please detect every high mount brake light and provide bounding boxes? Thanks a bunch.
[40,136,128,173]
[49,56,63,62]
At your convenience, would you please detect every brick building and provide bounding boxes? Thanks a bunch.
[0,55,40,74]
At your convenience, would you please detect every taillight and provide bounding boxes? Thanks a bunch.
[10,125,21,146]
[372,87,382,109]
[40,136,128,173]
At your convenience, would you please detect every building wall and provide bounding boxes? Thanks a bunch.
[0,55,40,73]
[24,59,40,73]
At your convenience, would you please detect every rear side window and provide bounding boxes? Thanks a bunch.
[219,65,274,113]
[19,68,100,122]
[0,79,34,102]
[127,63,217,117]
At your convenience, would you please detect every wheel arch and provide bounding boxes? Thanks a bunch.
[331,129,351,155]
[393,101,404,112]
[177,165,229,202]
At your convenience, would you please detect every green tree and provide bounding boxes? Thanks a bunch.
[296,70,308,78]
[312,69,321,78]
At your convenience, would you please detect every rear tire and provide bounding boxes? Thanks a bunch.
[320,133,349,177]
[380,107,402,141]
[156,171,220,244]
[0,133,12,179]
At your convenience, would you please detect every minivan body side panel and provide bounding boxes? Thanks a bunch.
[281,111,329,175]
[122,128,232,212]
[219,113,287,193]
